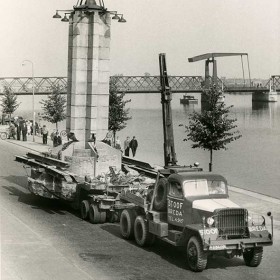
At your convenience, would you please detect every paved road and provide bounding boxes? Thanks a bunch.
[1,139,280,280]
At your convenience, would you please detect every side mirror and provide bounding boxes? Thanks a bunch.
[267,212,272,217]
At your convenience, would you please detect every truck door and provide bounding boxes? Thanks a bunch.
[167,181,184,226]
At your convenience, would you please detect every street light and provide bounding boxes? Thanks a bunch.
[52,0,127,23]
[22,60,35,142]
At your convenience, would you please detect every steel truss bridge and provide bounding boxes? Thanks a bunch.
[0,75,279,95]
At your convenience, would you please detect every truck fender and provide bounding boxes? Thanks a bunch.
[180,225,204,246]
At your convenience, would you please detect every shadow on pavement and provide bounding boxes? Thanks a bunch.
[100,224,245,271]
[1,177,68,216]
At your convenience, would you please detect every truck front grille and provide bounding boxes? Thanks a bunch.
[215,208,249,239]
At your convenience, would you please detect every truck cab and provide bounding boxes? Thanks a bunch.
[167,172,233,227]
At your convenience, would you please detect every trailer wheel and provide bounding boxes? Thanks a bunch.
[89,203,101,224]
[80,200,90,220]
[107,211,119,223]
[100,211,107,224]
[153,178,168,211]
[134,215,155,247]
[243,247,263,267]
[120,209,137,239]
[187,236,208,272]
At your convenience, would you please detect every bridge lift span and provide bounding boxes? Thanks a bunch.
[188,52,251,90]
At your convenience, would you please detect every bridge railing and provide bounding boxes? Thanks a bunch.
[0,77,67,95]
[0,75,279,94]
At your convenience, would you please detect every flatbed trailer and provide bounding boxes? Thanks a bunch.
[15,152,148,224]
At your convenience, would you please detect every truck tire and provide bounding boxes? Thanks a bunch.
[120,209,137,239]
[134,215,155,247]
[187,236,208,272]
[89,203,101,224]
[80,200,90,220]
[153,178,168,211]
[243,247,263,267]
[100,211,107,224]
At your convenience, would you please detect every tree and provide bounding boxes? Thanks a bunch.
[185,86,241,171]
[40,85,66,130]
[109,75,131,146]
[0,86,20,124]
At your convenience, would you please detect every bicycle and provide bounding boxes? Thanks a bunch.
[0,132,8,140]
[60,130,68,138]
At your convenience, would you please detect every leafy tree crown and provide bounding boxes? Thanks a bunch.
[109,76,131,133]
[1,86,20,115]
[40,85,66,125]
[185,86,242,151]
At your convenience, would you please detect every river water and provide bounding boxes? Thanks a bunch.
[14,93,280,199]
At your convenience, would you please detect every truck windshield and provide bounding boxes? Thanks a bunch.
[183,179,226,197]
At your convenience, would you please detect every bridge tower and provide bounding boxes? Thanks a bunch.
[189,52,249,103]
[51,0,126,177]
[66,0,112,148]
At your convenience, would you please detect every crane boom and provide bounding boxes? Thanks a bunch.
[159,53,177,167]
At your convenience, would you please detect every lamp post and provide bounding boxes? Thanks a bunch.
[22,60,35,142]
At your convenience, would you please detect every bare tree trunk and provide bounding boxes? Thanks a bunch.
[209,149,213,172]
[113,131,116,147]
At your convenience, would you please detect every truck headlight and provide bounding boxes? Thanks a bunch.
[207,217,215,226]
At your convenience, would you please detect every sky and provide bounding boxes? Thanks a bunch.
[0,0,279,79]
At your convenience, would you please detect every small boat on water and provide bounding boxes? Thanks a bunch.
[252,80,277,102]
[180,94,198,104]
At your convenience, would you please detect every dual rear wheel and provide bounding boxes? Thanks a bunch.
[120,209,155,247]
[80,200,106,224]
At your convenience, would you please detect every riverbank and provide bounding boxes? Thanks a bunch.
[4,136,280,224]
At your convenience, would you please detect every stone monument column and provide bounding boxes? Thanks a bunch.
[66,6,111,149]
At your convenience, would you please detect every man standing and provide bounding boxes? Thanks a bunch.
[42,125,48,144]
[129,136,138,157]
[124,136,130,156]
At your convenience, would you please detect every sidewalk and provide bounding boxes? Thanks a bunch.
[6,135,280,223]
[6,134,52,154]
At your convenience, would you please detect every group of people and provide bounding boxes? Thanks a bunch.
[100,134,139,158]
[7,117,40,141]
[124,136,138,157]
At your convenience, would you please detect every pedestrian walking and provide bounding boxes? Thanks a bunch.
[21,121,27,141]
[14,120,21,140]
[124,136,130,156]
[115,136,122,151]
[42,125,48,144]
[8,123,16,139]
[26,120,32,135]
[129,136,138,157]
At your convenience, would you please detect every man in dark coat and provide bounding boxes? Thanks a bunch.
[21,121,27,141]
[129,136,138,157]
[53,131,62,147]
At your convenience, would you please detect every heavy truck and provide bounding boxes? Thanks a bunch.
[14,53,273,271]
[117,53,273,272]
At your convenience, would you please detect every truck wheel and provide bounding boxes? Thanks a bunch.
[89,203,101,224]
[153,178,168,211]
[80,200,90,220]
[120,209,136,239]
[187,236,208,272]
[134,215,155,247]
[100,211,107,224]
[243,247,263,267]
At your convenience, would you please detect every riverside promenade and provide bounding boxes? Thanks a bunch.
[1,136,280,280]
[6,135,280,225]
